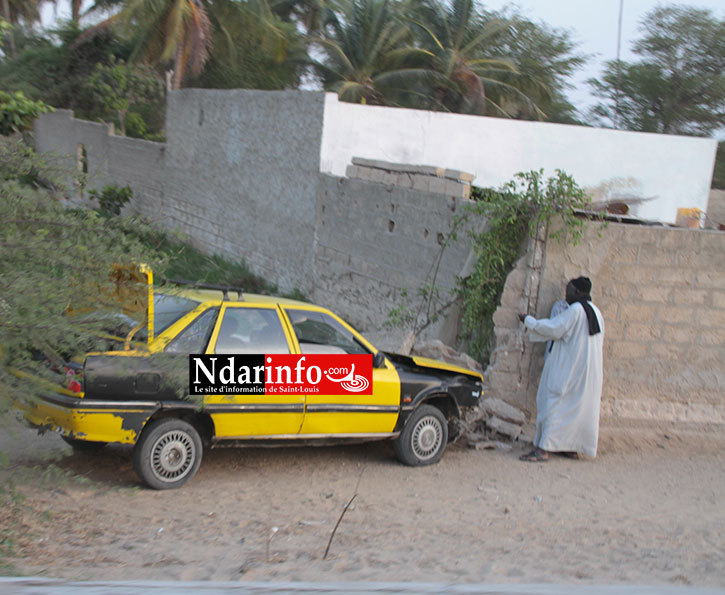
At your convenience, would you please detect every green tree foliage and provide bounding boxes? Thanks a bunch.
[188,0,307,90]
[713,141,725,190]
[588,6,725,135]
[312,0,425,105]
[0,24,165,138]
[405,0,516,115]
[484,10,585,123]
[0,138,166,410]
[85,57,164,135]
[458,170,592,362]
[101,0,214,90]
[312,0,586,120]
[0,90,53,134]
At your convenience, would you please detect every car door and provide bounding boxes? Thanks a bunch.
[282,306,400,435]
[203,303,304,437]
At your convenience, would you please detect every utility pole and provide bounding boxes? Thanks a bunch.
[614,0,624,128]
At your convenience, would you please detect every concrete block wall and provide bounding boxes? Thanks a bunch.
[312,175,474,333]
[33,110,166,214]
[485,220,725,424]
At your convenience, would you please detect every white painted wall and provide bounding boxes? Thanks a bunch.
[319,93,718,224]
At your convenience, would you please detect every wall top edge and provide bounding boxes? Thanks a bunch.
[322,92,718,146]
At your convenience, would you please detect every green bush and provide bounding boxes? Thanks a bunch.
[88,184,133,216]
[0,90,53,135]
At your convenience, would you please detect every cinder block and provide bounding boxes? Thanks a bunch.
[713,291,725,309]
[634,286,672,303]
[351,157,378,168]
[355,166,375,181]
[625,323,662,341]
[411,174,430,192]
[672,288,708,305]
[656,305,694,325]
[695,271,725,289]
[657,268,695,286]
[649,343,689,359]
[445,180,467,198]
[662,326,698,344]
[697,329,725,346]
[695,308,725,328]
[619,305,656,323]
[345,164,360,179]
[428,177,448,194]
[610,244,638,264]
[608,341,649,359]
[618,265,657,284]
[443,168,475,182]
[604,321,624,340]
[638,245,677,266]
[396,173,413,188]
[382,172,397,186]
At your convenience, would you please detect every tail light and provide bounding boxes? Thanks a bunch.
[64,363,83,394]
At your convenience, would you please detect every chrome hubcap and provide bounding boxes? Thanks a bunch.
[411,416,443,461]
[151,431,195,482]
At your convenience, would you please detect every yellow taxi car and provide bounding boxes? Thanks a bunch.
[20,267,483,489]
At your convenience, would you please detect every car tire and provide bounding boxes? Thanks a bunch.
[62,436,107,453]
[393,404,448,466]
[132,418,202,490]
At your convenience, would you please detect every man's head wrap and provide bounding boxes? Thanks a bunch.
[571,276,592,294]
[568,276,600,336]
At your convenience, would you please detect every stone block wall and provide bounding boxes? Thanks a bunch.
[485,221,725,424]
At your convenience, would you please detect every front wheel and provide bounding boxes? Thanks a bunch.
[393,404,448,466]
[132,418,202,490]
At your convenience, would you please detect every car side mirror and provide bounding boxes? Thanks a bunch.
[372,351,386,369]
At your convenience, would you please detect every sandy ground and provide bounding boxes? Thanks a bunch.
[1,418,724,588]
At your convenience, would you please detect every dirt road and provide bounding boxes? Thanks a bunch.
[1,420,724,588]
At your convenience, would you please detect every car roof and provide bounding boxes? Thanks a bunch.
[160,287,311,308]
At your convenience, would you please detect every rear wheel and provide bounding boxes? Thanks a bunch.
[133,418,202,490]
[393,404,448,466]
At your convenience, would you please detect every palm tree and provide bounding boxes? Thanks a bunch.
[78,0,213,89]
[313,0,432,106]
[406,0,521,115]
[189,0,308,90]
[2,0,50,56]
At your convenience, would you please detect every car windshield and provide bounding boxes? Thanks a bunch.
[153,294,200,335]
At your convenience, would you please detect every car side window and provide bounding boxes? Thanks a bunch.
[286,309,370,355]
[165,308,219,354]
[214,308,290,354]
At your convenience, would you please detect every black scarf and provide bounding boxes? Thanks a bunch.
[571,294,601,336]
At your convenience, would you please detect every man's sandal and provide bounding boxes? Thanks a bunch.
[519,449,549,462]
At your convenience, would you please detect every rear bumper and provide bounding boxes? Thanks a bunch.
[17,393,158,445]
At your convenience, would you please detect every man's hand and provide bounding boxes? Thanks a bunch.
[518,313,527,323]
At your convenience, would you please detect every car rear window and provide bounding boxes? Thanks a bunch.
[154,294,200,335]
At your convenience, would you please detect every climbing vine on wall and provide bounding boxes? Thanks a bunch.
[387,169,594,364]
[459,169,592,363]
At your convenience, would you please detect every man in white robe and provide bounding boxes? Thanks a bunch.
[518,277,604,461]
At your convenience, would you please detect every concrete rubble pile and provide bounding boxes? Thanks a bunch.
[461,397,534,451]
[410,340,533,450]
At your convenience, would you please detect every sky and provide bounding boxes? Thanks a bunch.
[482,0,725,115]
[43,0,725,119]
